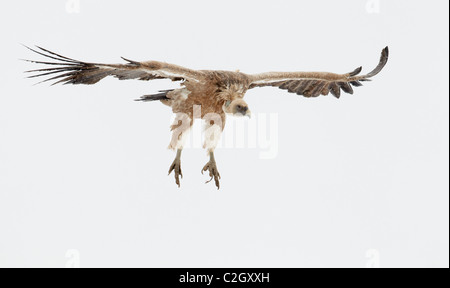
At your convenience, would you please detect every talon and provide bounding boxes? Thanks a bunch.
[205,177,213,184]
[201,157,221,189]
[168,150,183,187]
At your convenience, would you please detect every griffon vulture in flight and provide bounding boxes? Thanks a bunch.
[24,45,389,189]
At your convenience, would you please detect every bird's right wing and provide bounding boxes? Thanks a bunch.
[23,45,205,85]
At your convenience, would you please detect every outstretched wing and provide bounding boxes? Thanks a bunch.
[248,47,388,98]
[23,45,205,85]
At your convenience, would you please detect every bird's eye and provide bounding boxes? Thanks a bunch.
[236,105,242,109]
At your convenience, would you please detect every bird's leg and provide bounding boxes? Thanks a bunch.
[202,151,221,189]
[201,113,225,189]
[167,113,192,188]
[168,149,183,187]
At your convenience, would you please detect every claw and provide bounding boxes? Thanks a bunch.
[168,158,182,188]
[202,160,221,189]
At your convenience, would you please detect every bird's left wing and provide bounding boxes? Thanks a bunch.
[23,45,205,85]
[247,47,388,98]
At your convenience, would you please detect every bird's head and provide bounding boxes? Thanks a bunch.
[223,98,251,118]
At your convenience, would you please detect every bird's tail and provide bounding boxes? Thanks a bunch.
[135,89,174,102]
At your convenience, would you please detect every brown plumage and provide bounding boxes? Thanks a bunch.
[24,45,389,189]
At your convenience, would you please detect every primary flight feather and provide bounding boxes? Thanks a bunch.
[24,45,389,189]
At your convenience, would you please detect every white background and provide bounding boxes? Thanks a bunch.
[0,0,448,268]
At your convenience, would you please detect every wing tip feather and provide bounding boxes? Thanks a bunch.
[349,66,362,76]
[364,46,389,78]
[121,57,140,65]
